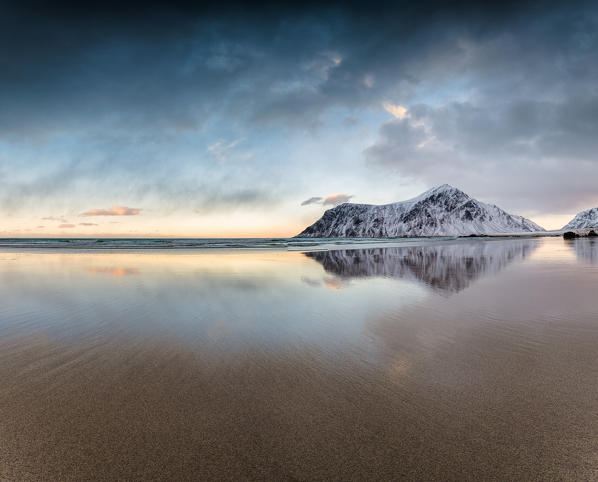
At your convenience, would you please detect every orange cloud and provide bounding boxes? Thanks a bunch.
[59,223,75,228]
[81,206,141,216]
[79,222,98,226]
[323,193,353,206]
[382,102,409,119]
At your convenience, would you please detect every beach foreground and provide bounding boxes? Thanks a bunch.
[1,237,598,480]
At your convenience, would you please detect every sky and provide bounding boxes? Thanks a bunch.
[1,0,597,236]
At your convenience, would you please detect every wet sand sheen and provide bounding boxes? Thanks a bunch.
[1,237,598,480]
[1,331,598,480]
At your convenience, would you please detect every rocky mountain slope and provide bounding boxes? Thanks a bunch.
[296,184,544,237]
[562,207,598,230]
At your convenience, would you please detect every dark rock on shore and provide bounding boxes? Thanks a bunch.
[563,229,598,239]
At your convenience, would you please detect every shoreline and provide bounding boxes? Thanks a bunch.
[0,232,571,256]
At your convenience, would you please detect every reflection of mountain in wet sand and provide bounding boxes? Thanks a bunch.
[306,240,537,294]
[567,238,598,264]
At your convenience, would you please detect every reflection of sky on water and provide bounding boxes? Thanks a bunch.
[0,251,426,347]
[0,237,596,353]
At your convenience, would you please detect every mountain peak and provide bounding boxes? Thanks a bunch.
[404,184,469,205]
[436,183,458,191]
[426,184,466,196]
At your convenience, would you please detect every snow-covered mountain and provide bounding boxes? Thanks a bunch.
[562,207,598,230]
[296,184,544,238]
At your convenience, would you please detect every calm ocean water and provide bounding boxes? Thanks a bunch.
[1,236,597,479]
[0,236,458,250]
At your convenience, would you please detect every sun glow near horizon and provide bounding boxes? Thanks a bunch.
[2,214,576,239]
[0,193,586,238]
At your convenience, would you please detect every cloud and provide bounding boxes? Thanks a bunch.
[42,216,67,222]
[58,223,75,228]
[363,74,374,88]
[207,138,246,160]
[383,103,409,119]
[301,194,355,207]
[365,98,598,213]
[79,222,98,226]
[323,193,354,206]
[0,1,557,142]
[193,188,275,214]
[301,196,323,206]
[81,206,141,216]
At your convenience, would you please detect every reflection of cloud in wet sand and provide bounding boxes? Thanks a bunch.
[323,277,348,291]
[301,275,351,291]
[306,240,537,294]
[86,266,140,277]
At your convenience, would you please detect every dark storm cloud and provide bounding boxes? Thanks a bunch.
[0,0,551,137]
[1,0,598,215]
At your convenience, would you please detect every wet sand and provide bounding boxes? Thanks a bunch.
[1,238,598,480]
